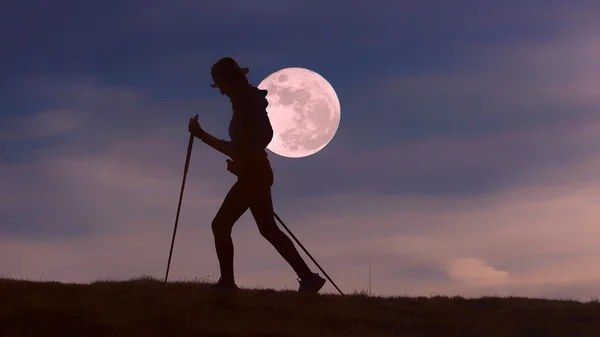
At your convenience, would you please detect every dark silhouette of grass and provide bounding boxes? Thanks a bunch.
[1,276,599,337]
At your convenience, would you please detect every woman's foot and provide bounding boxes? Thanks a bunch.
[211,277,238,291]
[298,273,326,293]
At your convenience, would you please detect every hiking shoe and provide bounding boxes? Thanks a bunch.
[211,278,238,291]
[298,273,326,293]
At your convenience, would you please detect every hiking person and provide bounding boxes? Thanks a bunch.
[187,57,326,293]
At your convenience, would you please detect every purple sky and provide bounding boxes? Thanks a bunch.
[1,0,600,301]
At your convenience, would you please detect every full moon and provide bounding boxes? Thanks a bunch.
[258,67,341,158]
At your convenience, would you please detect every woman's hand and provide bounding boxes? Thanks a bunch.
[188,116,205,139]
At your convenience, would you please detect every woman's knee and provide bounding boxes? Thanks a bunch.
[258,221,282,240]
[212,217,233,236]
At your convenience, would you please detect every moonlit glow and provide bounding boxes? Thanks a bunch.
[258,67,341,158]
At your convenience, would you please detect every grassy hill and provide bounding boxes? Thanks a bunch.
[1,276,599,337]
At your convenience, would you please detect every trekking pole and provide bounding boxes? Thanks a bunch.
[273,212,344,295]
[164,114,198,286]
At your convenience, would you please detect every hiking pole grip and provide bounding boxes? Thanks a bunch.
[164,115,198,286]
[273,212,345,295]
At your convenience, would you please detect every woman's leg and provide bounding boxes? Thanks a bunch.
[211,181,249,283]
[248,183,313,280]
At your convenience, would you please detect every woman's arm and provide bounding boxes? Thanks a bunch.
[189,117,235,158]
[197,131,235,158]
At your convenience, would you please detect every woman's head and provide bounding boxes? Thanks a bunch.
[210,57,250,96]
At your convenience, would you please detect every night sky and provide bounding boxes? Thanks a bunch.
[2,0,600,300]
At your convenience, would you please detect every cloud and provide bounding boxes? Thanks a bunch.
[1,79,231,165]
[2,166,600,300]
[339,11,600,141]
[0,109,91,141]
[0,136,231,238]
[18,74,596,205]
[446,258,510,286]
[270,112,600,200]
[287,16,600,198]
[2,138,600,301]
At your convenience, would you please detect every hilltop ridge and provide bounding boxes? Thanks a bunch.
[1,276,599,337]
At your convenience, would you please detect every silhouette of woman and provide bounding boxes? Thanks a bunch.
[188,57,326,293]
